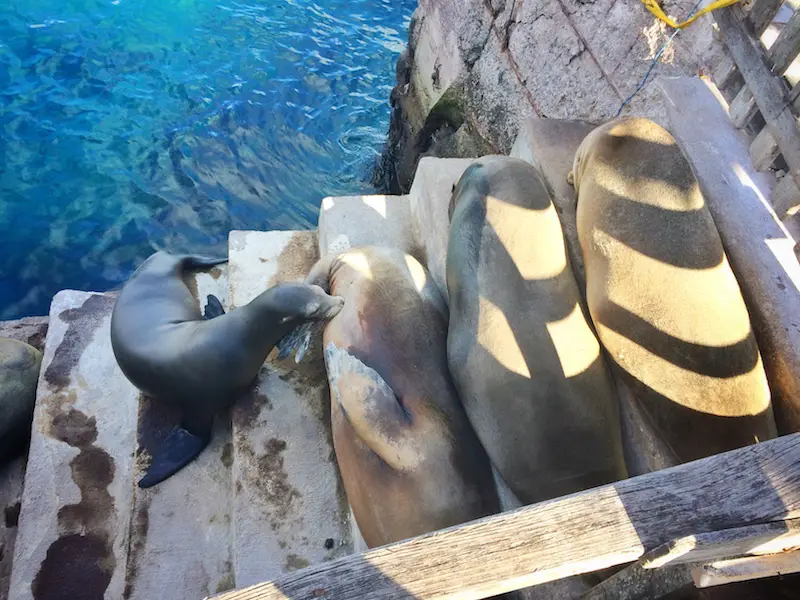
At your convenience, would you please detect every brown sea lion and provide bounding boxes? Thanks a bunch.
[306,246,500,547]
[0,338,42,465]
[569,117,777,462]
[446,156,626,505]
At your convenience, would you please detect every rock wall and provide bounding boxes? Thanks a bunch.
[375,0,727,192]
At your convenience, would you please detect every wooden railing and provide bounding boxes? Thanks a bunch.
[209,434,800,600]
[713,0,800,220]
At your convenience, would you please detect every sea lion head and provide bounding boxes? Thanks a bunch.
[268,282,345,325]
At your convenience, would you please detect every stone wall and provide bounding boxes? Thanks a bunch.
[375,0,727,192]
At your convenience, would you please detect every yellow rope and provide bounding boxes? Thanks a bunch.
[640,0,741,29]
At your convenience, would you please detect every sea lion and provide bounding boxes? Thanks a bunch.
[306,246,500,547]
[0,338,42,464]
[446,156,626,505]
[110,251,344,488]
[569,117,777,462]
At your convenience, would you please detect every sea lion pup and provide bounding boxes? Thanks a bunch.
[110,251,344,488]
[446,156,626,505]
[0,338,42,465]
[569,117,777,462]
[306,246,500,547]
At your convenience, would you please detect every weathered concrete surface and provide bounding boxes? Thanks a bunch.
[0,458,25,600]
[661,76,800,434]
[377,0,727,193]
[317,195,418,258]
[409,157,475,301]
[510,116,679,476]
[0,318,48,353]
[9,291,139,600]
[228,230,352,588]
[125,265,235,600]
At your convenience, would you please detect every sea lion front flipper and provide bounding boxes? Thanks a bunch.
[276,322,315,363]
[137,418,212,489]
[204,294,225,320]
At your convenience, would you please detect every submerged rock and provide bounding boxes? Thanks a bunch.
[0,339,42,465]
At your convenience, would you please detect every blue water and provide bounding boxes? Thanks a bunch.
[0,0,415,319]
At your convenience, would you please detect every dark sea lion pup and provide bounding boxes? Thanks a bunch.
[110,251,344,488]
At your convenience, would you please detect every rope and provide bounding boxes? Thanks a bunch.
[616,0,710,117]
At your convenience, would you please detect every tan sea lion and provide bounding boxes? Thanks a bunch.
[0,338,42,464]
[446,156,626,505]
[570,117,777,462]
[306,246,500,547]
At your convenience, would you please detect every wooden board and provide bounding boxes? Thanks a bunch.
[747,0,784,37]
[211,434,800,600]
[692,549,800,587]
[716,6,800,188]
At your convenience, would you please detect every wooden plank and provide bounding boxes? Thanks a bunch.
[716,6,800,189]
[769,8,800,74]
[211,434,800,600]
[772,172,800,216]
[714,54,739,89]
[748,0,785,37]
[751,125,782,168]
[692,550,800,587]
[730,87,759,128]
[643,519,800,568]
[730,10,800,128]
[583,520,800,599]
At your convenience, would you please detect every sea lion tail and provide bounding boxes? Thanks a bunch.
[138,421,212,489]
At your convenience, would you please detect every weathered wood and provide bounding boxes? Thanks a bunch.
[748,0,784,37]
[768,8,800,74]
[692,550,800,587]
[716,6,800,189]
[211,435,800,600]
[729,9,800,128]
[643,520,800,568]
[772,172,800,216]
[751,125,782,168]
[714,54,739,89]
[581,563,693,600]
[730,87,759,128]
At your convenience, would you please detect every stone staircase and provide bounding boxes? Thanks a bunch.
[4,76,800,600]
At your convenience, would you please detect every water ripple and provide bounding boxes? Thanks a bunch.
[0,0,415,318]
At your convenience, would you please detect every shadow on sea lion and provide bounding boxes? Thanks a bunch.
[302,246,500,548]
[569,117,777,462]
[110,251,344,488]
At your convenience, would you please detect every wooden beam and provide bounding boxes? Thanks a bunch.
[716,7,800,189]
[692,549,800,587]
[714,54,739,90]
[748,0,784,37]
[772,172,800,217]
[751,125,782,168]
[211,435,800,600]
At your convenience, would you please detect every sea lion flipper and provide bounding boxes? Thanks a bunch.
[138,424,210,489]
[204,294,225,320]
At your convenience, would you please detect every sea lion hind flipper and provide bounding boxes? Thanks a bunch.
[180,255,229,270]
[137,424,211,488]
[204,294,226,319]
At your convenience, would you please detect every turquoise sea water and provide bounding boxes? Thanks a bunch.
[0,0,414,319]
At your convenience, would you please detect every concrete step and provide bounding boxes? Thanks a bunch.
[318,195,416,257]
[9,264,235,600]
[408,157,475,302]
[227,230,352,588]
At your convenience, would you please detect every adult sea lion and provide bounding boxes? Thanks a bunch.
[569,117,777,462]
[447,156,626,505]
[110,251,344,488]
[306,246,500,547]
[0,338,42,465]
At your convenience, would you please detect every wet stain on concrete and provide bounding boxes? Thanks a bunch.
[43,295,114,392]
[266,233,319,289]
[220,442,233,468]
[33,407,117,600]
[3,503,20,528]
[285,553,309,571]
[233,382,272,430]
